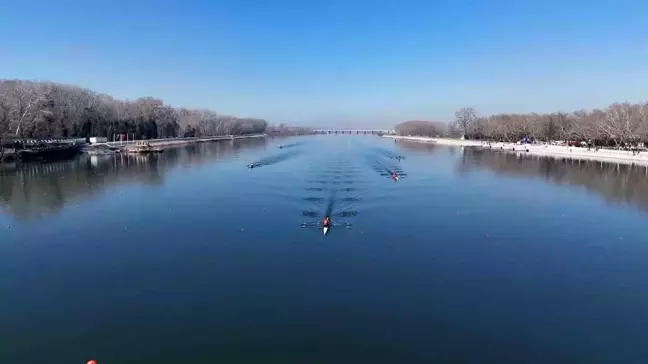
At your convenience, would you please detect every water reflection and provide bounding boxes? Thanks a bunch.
[393,139,460,157]
[0,138,267,221]
[394,139,439,153]
[458,148,648,212]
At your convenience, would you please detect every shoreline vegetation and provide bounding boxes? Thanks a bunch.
[0,80,268,140]
[266,124,316,136]
[0,79,314,162]
[392,103,648,166]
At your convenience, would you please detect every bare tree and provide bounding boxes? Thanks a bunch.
[10,82,47,137]
[0,90,10,160]
[455,107,477,137]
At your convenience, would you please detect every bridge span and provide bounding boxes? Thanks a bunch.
[313,129,394,135]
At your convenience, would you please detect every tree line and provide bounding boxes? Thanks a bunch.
[266,123,316,136]
[396,102,648,147]
[394,120,450,138]
[0,79,268,142]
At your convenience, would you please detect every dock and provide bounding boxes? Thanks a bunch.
[104,134,266,152]
[1,138,86,162]
[1,134,267,162]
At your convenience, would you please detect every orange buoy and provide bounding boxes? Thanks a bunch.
[88,360,98,364]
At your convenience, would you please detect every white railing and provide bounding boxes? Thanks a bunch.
[104,133,266,147]
[12,138,86,145]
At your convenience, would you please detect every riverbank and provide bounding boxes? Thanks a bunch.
[100,133,266,151]
[1,143,84,162]
[386,135,648,166]
[1,134,267,161]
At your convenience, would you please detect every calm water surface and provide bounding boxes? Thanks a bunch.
[2,136,648,363]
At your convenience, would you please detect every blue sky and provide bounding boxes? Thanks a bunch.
[1,0,647,127]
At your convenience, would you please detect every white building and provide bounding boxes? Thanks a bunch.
[89,137,108,144]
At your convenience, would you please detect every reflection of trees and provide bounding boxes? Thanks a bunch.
[458,148,648,211]
[394,140,441,154]
[0,138,267,221]
[395,140,459,158]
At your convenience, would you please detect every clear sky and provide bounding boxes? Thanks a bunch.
[1,0,647,128]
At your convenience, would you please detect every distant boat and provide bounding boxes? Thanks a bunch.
[127,141,164,154]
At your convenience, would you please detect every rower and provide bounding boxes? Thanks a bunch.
[392,172,399,181]
[322,216,330,227]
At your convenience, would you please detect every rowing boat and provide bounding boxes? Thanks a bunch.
[323,226,329,235]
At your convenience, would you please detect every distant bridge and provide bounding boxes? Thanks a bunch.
[313,129,395,135]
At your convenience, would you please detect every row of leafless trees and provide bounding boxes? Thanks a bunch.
[0,79,268,142]
[453,104,648,146]
[266,123,316,136]
[396,103,648,147]
[394,120,449,137]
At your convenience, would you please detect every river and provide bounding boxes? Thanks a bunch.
[2,136,648,363]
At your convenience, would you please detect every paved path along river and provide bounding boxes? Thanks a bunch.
[1,135,648,363]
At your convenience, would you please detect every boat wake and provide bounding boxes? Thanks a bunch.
[373,147,406,161]
[300,159,361,235]
[278,142,305,149]
[365,155,407,181]
[246,150,300,168]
